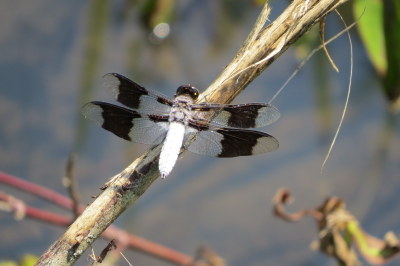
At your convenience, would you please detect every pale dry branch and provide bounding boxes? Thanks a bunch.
[36,0,349,265]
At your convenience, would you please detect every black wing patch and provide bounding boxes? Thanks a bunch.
[104,73,173,114]
[184,121,278,157]
[216,128,278,157]
[82,101,169,144]
[191,103,280,128]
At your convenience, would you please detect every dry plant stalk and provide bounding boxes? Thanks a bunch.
[36,0,349,265]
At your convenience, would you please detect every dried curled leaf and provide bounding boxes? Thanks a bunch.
[273,188,400,265]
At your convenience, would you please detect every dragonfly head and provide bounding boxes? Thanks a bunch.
[175,85,199,100]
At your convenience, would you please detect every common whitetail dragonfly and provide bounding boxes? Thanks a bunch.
[82,73,280,178]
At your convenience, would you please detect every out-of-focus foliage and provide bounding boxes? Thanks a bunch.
[354,0,386,75]
[75,0,109,151]
[354,0,400,110]
[139,0,175,29]
[20,255,37,266]
[0,254,38,266]
[0,262,17,266]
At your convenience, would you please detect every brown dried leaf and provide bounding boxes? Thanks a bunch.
[273,188,400,265]
[272,188,309,222]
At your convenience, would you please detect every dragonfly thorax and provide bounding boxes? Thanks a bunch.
[168,105,192,126]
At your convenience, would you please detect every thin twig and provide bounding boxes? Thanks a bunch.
[321,10,354,171]
[63,153,81,219]
[320,18,340,72]
[0,171,77,210]
[269,17,358,104]
[0,192,71,226]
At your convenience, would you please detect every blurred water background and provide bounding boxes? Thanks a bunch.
[0,1,399,265]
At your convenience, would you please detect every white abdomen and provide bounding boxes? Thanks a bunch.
[159,122,185,178]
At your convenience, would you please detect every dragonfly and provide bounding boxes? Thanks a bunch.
[82,73,280,178]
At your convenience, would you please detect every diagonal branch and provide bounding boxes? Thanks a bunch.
[36,0,348,265]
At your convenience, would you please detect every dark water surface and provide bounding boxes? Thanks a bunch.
[0,1,399,265]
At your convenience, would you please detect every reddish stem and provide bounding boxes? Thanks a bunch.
[0,171,193,265]
[0,171,75,210]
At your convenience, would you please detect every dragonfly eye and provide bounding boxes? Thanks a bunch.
[176,85,199,100]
